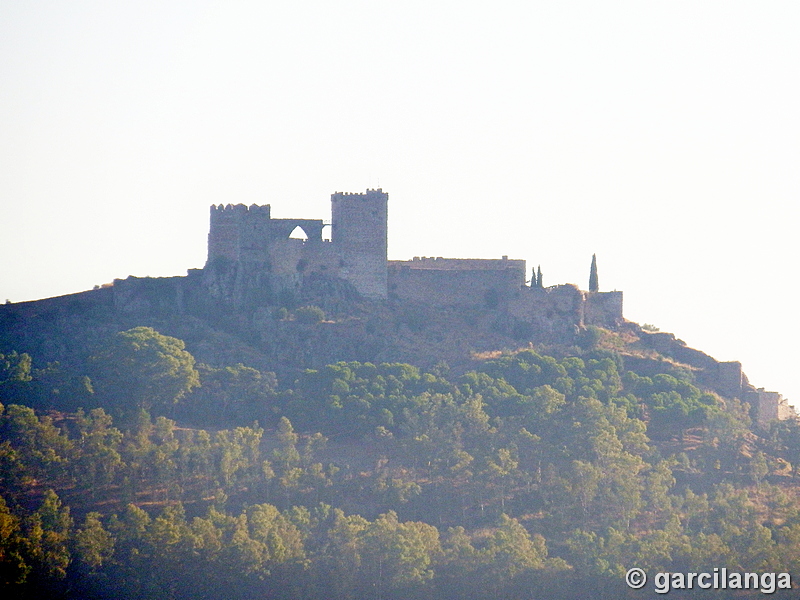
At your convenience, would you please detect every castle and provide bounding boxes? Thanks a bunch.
[202,188,624,334]
[0,188,791,427]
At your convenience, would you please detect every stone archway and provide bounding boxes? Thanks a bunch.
[289,225,309,240]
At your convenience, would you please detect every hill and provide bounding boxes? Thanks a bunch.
[0,189,797,599]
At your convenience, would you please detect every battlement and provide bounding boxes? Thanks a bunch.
[331,188,385,198]
[210,203,272,218]
[390,256,525,271]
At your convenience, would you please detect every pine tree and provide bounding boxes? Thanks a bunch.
[589,254,599,293]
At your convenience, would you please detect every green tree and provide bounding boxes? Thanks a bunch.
[0,404,73,484]
[589,253,599,292]
[485,447,519,511]
[73,512,115,571]
[0,495,31,585]
[189,363,277,424]
[318,509,370,598]
[0,352,33,405]
[31,489,73,580]
[73,408,123,495]
[273,417,302,504]
[482,514,547,578]
[361,511,441,590]
[90,327,200,419]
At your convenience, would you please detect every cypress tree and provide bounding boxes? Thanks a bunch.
[589,254,599,292]
[537,265,543,289]
[531,267,538,288]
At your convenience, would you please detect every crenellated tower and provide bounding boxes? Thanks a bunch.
[207,203,273,264]
[331,188,388,299]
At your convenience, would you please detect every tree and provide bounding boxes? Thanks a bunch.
[0,351,32,384]
[90,327,199,419]
[188,363,277,424]
[73,512,115,571]
[482,514,547,578]
[485,448,519,511]
[273,417,302,504]
[361,511,440,590]
[0,404,73,483]
[0,352,33,405]
[73,408,123,496]
[31,489,73,580]
[589,254,599,292]
[0,495,31,585]
[536,266,543,289]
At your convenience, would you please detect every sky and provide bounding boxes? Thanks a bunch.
[1,1,798,406]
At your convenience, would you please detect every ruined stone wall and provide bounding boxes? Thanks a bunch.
[205,203,337,305]
[716,361,745,398]
[331,189,388,300]
[584,291,624,328]
[634,327,759,402]
[742,388,796,429]
[388,266,523,307]
[757,390,781,428]
[779,399,795,420]
[263,239,338,276]
[638,331,719,371]
[207,203,327,265]
[508,284,586,339]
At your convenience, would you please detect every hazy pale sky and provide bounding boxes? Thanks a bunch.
[2,2,798,405]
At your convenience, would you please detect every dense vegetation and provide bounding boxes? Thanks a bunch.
[1,327,800,598]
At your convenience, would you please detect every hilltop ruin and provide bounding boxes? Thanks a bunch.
[0,189,790,426]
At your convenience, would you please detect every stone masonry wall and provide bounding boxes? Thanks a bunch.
[584,291,624,327]
[507,284,586,339]
[388,265,524,307]
[331,189,388,299]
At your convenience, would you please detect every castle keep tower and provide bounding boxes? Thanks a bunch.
[331,189,389,299]
[207,204,274,263]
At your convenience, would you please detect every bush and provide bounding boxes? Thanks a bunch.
[294,305,325,324]
[578,325,603,350]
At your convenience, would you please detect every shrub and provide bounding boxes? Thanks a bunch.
[294,305,325,324]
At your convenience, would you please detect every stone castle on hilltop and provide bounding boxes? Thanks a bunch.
[0,189,791,427]
[202,188,623,332]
